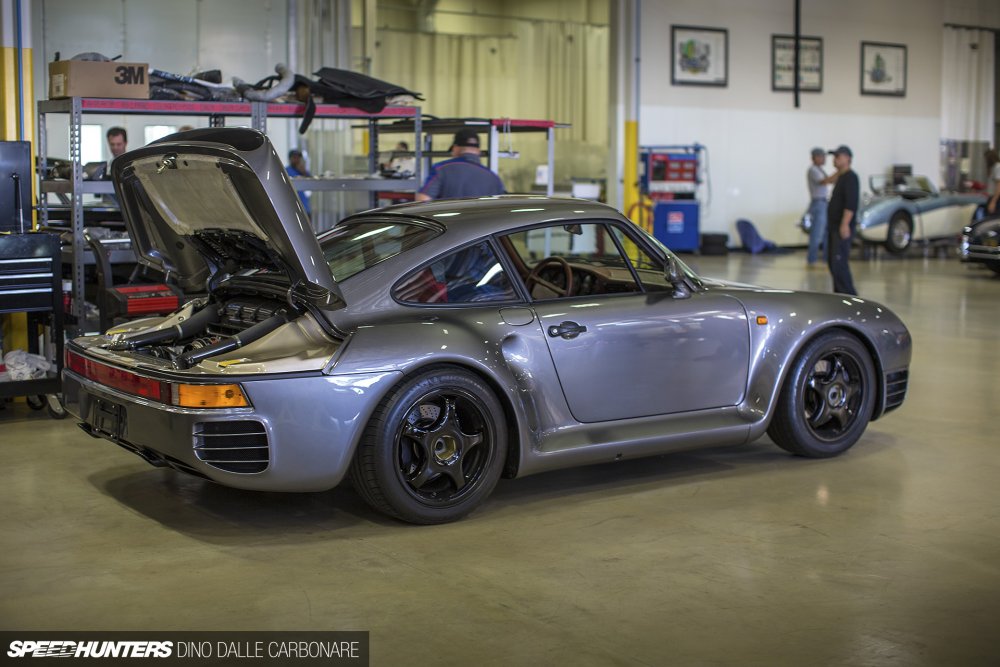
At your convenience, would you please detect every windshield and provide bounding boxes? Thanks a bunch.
[870,174,937,196]
[320,221,440,282]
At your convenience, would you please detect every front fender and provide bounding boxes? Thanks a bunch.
[733,291,911,437]
[859,199,915,242]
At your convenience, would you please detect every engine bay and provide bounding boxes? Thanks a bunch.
[105,292,298,369]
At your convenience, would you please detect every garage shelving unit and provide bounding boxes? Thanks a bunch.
[36,97,423,323]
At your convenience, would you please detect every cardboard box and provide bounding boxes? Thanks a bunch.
[48,60,149,99]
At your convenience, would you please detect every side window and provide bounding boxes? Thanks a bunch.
[320,221,440,282]
[609,226,671,292]
[394,242,517,305]
[500,223,641,300]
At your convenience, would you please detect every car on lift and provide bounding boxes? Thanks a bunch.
[960,213,1000,275]
[857,174,986,254]
[63,128,913,524]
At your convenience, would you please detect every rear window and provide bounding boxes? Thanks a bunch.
[320,221,440,281]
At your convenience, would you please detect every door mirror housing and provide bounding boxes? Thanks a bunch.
[665,256,692,299]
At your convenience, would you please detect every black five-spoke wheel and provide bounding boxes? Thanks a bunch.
[350,367,507,524]
[768,331,877,458]
[398,392,490,502]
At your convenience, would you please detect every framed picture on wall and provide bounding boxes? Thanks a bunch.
[771,35,823,92]
[671,26,729,87]
[860,41,907,96]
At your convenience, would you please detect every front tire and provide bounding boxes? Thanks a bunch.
[885,211,913,254]
[350,367,507,524]
[767,331,877,458]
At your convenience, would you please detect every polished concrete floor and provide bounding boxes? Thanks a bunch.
[2,250,998,665]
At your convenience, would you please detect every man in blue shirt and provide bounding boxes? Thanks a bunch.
[416,128,506,201]
[286,149,311,217]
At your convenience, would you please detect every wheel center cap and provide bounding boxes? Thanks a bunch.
[827,384,846,407]
[433,435,459,464]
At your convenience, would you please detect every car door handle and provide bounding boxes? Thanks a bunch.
[547,321,587,339]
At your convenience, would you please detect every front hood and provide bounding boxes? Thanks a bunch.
[700,277,766,291]
[111,128,341,304]
[864,194,899,208]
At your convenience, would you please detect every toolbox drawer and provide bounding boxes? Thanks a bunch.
[0,234,60,313]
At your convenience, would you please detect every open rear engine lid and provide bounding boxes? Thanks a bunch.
[111,127,342,307]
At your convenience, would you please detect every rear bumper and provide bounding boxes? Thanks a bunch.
[64,368,402,492]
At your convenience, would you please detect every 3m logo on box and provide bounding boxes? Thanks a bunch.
[114,65,145,85]
[48,60,149,99]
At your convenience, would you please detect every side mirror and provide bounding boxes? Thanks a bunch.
[665,256,691,299]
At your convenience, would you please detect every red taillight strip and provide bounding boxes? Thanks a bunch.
[66,349,169,402]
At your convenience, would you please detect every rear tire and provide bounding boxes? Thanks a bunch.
[349,367,507,524]
[767,331,877,458]
[885,211,913,255]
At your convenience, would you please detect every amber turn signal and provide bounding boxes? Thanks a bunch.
[756,315,768,325]
[172,383,249,408]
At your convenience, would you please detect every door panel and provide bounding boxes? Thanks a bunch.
[918,202,979,240]
[917,205,952,239]
[532,292,750,423]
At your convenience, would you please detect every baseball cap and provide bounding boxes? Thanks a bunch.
[828,145,853,158]
[811,147,826,157]
[451,127,481,149]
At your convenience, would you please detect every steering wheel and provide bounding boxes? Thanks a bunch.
[525,256,574,297]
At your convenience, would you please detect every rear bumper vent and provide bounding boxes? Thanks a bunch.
[884,370,908,413]
[193,421,269,474]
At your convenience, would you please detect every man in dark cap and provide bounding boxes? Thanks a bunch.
[416,127,506,201]
[826,145,859,295]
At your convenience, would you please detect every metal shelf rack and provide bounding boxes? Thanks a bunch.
[377,117,569,197]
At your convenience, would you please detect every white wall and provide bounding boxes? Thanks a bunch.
[639,0,951,245]
[32,0,289,161]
